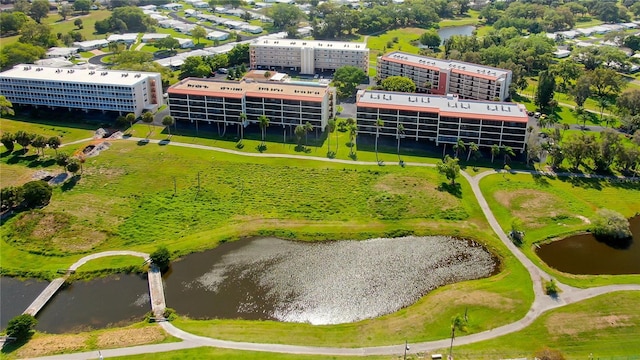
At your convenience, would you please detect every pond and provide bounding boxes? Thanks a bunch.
[437,25,475,44]
[3,236,497,332]
[536,216,640,275]
[163,236,497,325]
[0,277,48,331]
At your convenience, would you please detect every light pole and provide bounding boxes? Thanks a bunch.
[403,340,409,360]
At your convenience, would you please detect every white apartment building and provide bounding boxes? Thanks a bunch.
[0,65,163,117]
[377,52,513,101]
[356,90,529,151]
[250,39,369,74]
[168,78,336,133]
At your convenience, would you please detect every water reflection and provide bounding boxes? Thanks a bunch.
[536,216,640,275]
[164,236,496,325]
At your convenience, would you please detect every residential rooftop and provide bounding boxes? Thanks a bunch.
[356,90,528,122]
[169,78,331,100]
[251,39,367,50]
[0,64,159,86]
[381,51,511,80]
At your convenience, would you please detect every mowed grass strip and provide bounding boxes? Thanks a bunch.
[0,118,96,143]
[479,172,640,287]
[111,348,390,360]
[451,291,640,359]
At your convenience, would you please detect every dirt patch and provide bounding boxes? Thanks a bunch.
[51,227,107,252]
[433,289,517,311]
[95,326,168,348]
[546,312,635,337]
[15,333,89,358]
[31,213,71,240]
[493,189,563,228]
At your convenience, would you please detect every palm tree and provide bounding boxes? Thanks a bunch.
[449,314,467,359]
[374,118,384,163]
[326,118,336,156]
[490,144,500,164]
[348,124,357,156]
[466,142,478,162]
[304,121,313,147]
[258,115,270,145]
[453,138,465,159]
[294,124,306,149]
[141,111,154,136]
[502,145,515,164]
[598,97,610,123]
[162,115,174,136]
[238,113,247,142]
[396,123,405,163]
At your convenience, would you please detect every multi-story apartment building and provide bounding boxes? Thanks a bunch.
[249,39,369,74]
[0,65,162,117]
[356,90,529,151]
[168,78,336,133]
[377,52,512,101]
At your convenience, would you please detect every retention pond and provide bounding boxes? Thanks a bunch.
[536,215,640,275]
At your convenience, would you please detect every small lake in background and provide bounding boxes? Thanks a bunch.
[437,25,476,44]
[536,216,640,275]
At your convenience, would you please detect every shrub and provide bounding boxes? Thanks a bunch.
[6,314,37,340]
[534,347,565,360]
[21,180,52,209]
[150,246,170,271]
[591,209,632,240]
[544,278,559,296]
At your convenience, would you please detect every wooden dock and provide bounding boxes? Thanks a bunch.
[147,265,166,320]
[23,278,66,316]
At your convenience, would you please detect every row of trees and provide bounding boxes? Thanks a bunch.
[1,131,61,156]
[0,180,53,212]
[178,44,249,79]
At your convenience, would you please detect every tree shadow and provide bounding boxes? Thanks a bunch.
[594,234,633,250]
[294,144,311,153]
[531,173,552,187]
[0,150,12,158]
[437,182,462,198]
[137,139,150,146]
[27,158,55,168]
[348,152,358,160]
[158,139,171,146]
[560,176,603,191]
[256,144,267,153]
[1,334,34,355]
[61,175,81,192]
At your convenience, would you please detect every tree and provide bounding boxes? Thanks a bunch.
[125,112,136,130]
[419,29,441,48]
[304,121,313,147]
[396,123,405,163]
[56,152,70,172]
[332,66,367,99]
[466,142,478,162]
[326,118,336,157]
[588,68,625,98]
[1,12,30,36]
[490,144,500,164]
[141,111,154,135]
[238,113,247,142]
[150,246,171,272]
[572,75,591,108]
[380,76,416,93]
[616,89,640,116]
[30,0,51,23]
[191,26,207,45]
[449,314,467,359]
[19,21,55,48]
[563,133,597,169]
[294,124,305,149]
[258,115,270,145]
[510,218,524,245]
[47,136,61,155]
[535,70,555,110]
[74,0,92,13]
[592,209,632,241]
[0,42,46,69]
[58,5,73,20]
[0,186,24,211]
[6,314,37,341]
[0,95,14,116]
[596,129,621,171]
[269,3,304,29]
[227,43,249,66]
[437,155,460,185]
[348,123,357,157]
[502,145,515,164]
[74,18,84,29]
[180,56,211,79]
[31,135,47,157]
[453,139,466,159]
[66,157,81,175]
[616,145,640,174]
[155,36,180,53]
[162,115,175,136]
[14,130,35,152]
[1,132,15,153]
[372,118,384,163]
[22,180,52,208]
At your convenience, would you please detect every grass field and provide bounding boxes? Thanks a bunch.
[113,348,390,360]
[452,291,640,359]
[1,322,178,359]
[0,117,96,143]
[479,172,640,287]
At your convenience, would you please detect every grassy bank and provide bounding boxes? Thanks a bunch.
[114,348,389,360]
[452,291,640,359]
[479,172,640,287]
[1,322,178,359]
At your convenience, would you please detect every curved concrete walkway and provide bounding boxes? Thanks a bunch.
[26,137,640,359]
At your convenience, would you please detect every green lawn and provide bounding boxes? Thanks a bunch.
[479,172,640,287]
[0,117,96,143]
[366,27,427,74]
[452,291,640,359]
